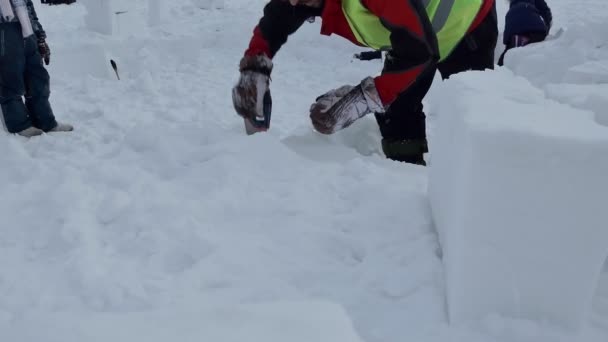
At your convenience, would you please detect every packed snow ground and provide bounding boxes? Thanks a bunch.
[0,1,606,341]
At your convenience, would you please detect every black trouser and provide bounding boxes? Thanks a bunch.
[375,3,498,146]
[41,0,76,4]
[0,22,57,133]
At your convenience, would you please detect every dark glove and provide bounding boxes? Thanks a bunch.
[232,55,273,131]
[42,0,76,4]
[38,37,50,65]
[354,50,382,61]
[309,77,384,134]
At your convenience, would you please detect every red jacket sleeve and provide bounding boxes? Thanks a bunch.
[246,26,272,57]
[364,0,440,106]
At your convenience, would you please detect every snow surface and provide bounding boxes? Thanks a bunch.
[1,1,606,341]
[0,301,364,342]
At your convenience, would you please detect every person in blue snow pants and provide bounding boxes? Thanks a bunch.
[0,0,72,137]
[498,0,552,66]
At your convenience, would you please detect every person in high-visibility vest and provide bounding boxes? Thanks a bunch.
[233,0,497,165]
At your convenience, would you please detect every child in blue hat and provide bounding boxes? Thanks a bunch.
[498,0,552,66]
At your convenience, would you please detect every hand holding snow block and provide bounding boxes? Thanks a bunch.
[428,69,608,330]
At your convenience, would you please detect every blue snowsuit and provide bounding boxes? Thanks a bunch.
[498,0,553,66]
[503,0,552,45]
[0,0,57,133]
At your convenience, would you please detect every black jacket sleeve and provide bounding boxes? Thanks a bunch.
[535,0,552,29]
[255,0,322,57]
[26,0,46,39]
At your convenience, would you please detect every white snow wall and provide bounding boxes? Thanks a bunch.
[427,69,608,330]
[82,0,167,35]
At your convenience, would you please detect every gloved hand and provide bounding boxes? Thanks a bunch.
[309,77,384,134]
[353,50,382,61]
[37,36,50,65]
[232,54,273,130]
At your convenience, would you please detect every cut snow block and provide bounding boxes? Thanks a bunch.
[428,69,608,330]
[82,0,113,35]
[83,0,141,35]
[0,301,364,342]
[148,0,169,26]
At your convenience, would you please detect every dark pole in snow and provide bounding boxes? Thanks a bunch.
[110,59,120,80]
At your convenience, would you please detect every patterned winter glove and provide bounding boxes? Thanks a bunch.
[232,54,273,130]
[309,77,384,134]
[38,37,50,65]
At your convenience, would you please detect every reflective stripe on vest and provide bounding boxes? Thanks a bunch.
[342,0,482,61]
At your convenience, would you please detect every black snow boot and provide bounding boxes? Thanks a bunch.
[381,138,428,166]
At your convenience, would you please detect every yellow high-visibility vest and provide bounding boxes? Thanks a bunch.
[342,0,482,61]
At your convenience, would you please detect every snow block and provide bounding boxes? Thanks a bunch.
[148,0,170,26]
[82,0,144,35]
[428,69,608,330]
[82,0,113,35]
[0,301,364,342]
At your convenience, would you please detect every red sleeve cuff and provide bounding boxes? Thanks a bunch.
[373,65,426,106]
[244,26,272,58]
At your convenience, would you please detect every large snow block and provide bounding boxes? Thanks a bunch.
[148,0,170,26]
[82,0,149,35]
[0,301,364,342]
[428,69,608,330]
[82,0,114,35]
